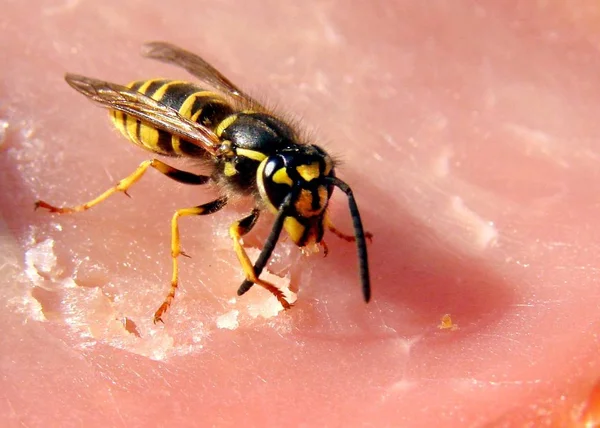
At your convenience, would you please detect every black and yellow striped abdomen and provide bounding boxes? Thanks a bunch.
[110,79,235,157]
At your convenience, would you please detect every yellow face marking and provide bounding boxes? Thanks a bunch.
[224,162,237,176]
[215,114,238,137]
[272,168,293,186]
[284,216,305,244]
[296,162,321,182]
[236,148,267,162]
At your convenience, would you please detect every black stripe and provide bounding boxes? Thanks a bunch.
[142,79,171,95]
[135,119,142,144]
[311,188,321,210]
[154,82,202,110]
[129,81,144,91]
[179,140,208,157]
[164,169,210,185]
[192,98,234,129]
[156,130,175,155]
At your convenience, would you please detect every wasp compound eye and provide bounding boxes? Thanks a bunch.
[260,155,294,211]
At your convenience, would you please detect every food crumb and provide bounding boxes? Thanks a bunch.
[216,310,240,330]
[438,313,459,331]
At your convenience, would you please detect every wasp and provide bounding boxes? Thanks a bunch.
[35,42,371,323]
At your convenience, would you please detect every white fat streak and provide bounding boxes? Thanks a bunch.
[451,196,498,250]
[432,146,453,177]
[24,238,58,284]
[0,119,8,148]
[505,123,569,168]
[216,310,240,330]
[7,293,46,322]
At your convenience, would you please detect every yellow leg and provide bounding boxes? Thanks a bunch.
[35,159,210,214]
[228,209,291,309]
[325,212,373,243]
[154,197,228,323]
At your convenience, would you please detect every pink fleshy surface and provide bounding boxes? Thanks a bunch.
[2,1,600,427]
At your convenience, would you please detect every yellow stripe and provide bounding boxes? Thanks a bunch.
[152,80,186,101]
[179,90,221,122]
[126,115,140,146]
[215,114,238,137]
[134,78,164,95]
[179,91,205,119]
[152,82,189,155]
[236,148,267,162]
[150,80,187,101]
[171,135,183,155]
[111,110,127,138]
[139,123,160,151]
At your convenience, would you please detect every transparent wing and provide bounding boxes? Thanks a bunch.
[142,41,264,110]
[65,73,222,155]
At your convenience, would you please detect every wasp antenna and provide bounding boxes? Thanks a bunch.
[237,192,294,296]
[326,177,371,302]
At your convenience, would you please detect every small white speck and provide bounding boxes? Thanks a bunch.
[389,379,417,393]
[451,197,498,249]
[0,120,8,147]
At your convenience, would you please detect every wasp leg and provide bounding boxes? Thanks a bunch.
[236,192,295,304]
[325,212,373,243]
[35,159,210,213]
[154,197,228,324]
[229,209,291,309]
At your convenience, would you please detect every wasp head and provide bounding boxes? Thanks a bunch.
[257,145,335,248]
